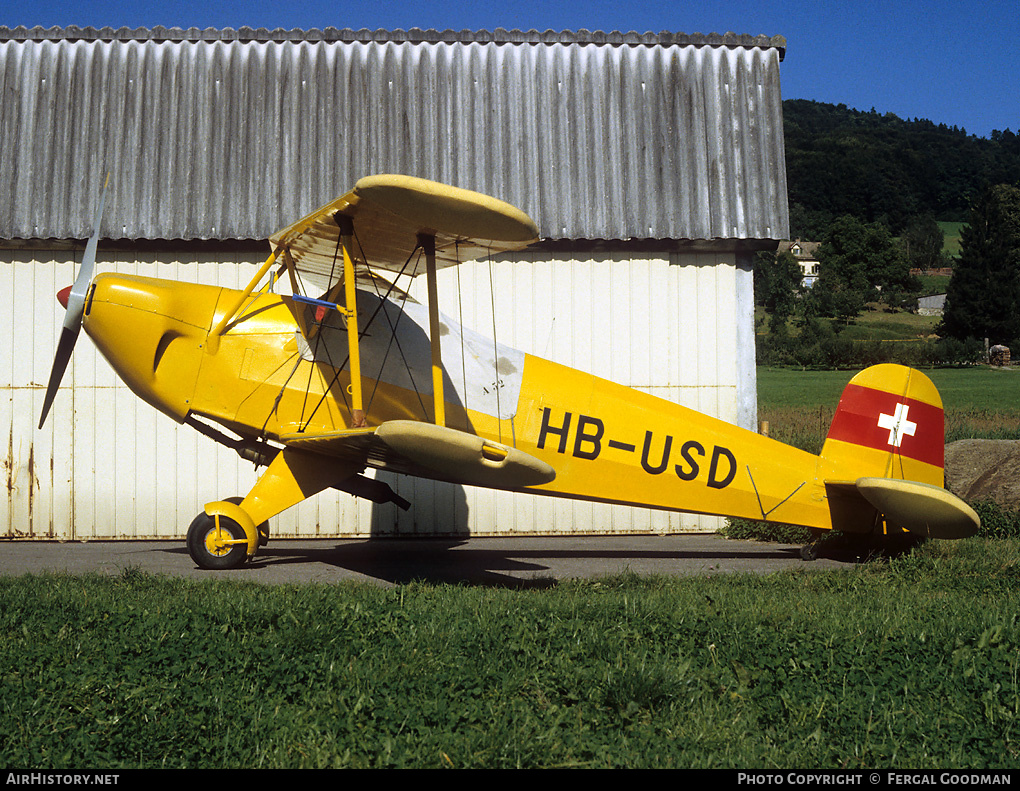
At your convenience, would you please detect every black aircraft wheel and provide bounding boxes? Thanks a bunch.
[187,511,249,570]
[799,543,819,562]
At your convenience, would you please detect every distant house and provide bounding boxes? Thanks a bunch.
[779,239,821,287]
[917,293,947,315]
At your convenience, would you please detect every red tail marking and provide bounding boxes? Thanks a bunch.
[826,384,944,468]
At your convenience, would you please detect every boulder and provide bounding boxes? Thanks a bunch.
[944,439,1020,510]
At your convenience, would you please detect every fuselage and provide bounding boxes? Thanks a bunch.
[82,272,844,530]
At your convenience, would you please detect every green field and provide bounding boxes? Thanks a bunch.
[1,544,1018,769]
[758,366,1020,411]
[916,274,951,296]
[842,309,941,341]
[756,306,943,342]
[939,221,965,258]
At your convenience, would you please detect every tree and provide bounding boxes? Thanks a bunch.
[783,100,1020,229]
[901,214,948,271]
[754,250,801,332]
[807,215,916,321]
[938,183,1020,347]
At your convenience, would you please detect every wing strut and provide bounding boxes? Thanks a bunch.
[208,248,279,352]
[420,232,445,427]
[337,214,367,428]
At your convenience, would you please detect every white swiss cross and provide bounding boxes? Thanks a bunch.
[877,403,917,447]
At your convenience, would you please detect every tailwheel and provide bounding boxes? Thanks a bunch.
[799,529,826,561]
[187,511,249,570]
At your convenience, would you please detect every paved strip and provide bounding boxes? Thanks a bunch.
[0,534,853,586]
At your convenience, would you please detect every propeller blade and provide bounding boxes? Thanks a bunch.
[38,175,109,429]
[65,175,108,328]
[37,325,81,429]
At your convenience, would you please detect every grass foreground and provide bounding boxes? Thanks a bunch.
[2,539,1019,769]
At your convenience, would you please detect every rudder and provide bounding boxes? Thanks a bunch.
[820,364,978,539]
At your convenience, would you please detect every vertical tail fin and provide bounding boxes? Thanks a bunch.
[821,364,945,486]
[821,364,978,539]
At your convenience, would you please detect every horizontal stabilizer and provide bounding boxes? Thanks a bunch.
[282,420,556,491]
[853,477,979,539]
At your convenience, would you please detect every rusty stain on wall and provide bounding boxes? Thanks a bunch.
[4,403,43,538]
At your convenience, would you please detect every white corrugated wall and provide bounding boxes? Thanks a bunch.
[2,248,756,539]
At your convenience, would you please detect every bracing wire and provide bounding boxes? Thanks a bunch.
[299,237,429,429]
[362,246,429,420]
[297,231,346,429]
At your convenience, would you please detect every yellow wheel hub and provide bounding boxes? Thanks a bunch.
[203,522,234,557]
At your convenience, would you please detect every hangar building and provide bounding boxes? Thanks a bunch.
[0,26,789,540]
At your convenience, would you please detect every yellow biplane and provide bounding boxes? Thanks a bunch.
[39,175,979,569]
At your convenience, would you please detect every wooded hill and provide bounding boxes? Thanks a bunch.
[784,99,1020,239]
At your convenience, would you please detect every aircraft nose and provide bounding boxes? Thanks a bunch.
[57,285,72,309]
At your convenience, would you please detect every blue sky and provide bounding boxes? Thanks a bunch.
[4,0,1017,139]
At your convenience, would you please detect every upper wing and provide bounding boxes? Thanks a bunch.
[280,420,555,491]
[269,174,539,281]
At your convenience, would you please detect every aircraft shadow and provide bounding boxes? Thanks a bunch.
[249,540,558,588]
[169,538,814,589]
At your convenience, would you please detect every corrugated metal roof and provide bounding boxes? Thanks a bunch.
[0,26,789,244]
[2,25,788,51]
